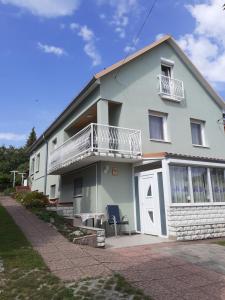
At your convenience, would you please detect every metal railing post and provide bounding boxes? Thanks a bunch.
[91,123,93,152]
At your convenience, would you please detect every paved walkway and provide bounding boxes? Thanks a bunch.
[1,196,225,300]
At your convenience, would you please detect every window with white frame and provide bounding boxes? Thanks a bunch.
[50,184,56,199]
[31,157,35,174]
[190,119,205,146]
[149,112,168,141]
[161,64,172,78]
[73,177,83,197]
[170,165,225,203]
[36,153,40,172]
[170,165,190,203]
[210,168,225,202]
[191,167,210,203]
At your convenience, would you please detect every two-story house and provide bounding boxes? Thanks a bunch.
[29,35,225,241]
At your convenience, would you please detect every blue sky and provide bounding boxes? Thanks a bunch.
[0,0,224,147]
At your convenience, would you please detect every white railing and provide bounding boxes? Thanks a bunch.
[158,74,184,100]
[48,123,142,173]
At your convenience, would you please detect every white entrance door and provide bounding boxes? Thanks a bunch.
[139,171,161,235]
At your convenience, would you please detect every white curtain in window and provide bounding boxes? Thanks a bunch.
[149,115,164,140]
[170,166,189,203]
[191,167,209,202]
[210,168,225,202]
[191,123,202,145]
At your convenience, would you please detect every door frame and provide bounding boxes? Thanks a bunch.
[138,168,163,236]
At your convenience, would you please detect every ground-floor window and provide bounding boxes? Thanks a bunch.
[170,164,225,203]
[210,168,225,202]
[50,184,56,199]
[191,167,210,203]
[170,165,189,203]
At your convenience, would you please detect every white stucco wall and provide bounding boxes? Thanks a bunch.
[168,205,225,240]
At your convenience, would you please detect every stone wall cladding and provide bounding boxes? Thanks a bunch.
[56,206,74,218]
[168,205,225,241]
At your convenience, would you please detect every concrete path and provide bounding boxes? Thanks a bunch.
[1,196,225,300]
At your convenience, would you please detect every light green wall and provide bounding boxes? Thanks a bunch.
[99,161,135,230]
[60,164,98,212]
[29,87,101,196]
[100,42,225,159]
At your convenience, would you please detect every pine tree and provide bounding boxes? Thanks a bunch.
[26,127,37,148]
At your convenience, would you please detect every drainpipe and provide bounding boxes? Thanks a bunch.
[43,134,48,195]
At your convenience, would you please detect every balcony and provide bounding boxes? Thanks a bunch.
[158,74,184,101]
[48,123,142,174]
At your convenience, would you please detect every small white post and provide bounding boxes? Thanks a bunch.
[10,170,18,188]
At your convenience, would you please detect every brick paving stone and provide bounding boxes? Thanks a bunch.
[70,257,100,267]
[2,196,225,300]
[53,267,84,282]
[80,264,112,278]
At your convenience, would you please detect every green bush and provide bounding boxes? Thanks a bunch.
[3,187,16,196]
[16,191,48,208]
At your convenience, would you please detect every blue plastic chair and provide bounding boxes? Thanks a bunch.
[106,205,131,236]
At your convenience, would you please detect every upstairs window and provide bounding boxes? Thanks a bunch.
[161,64,172,78]
[190,119,205,146]
[149,112,168,141]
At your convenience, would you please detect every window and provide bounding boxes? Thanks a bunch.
[147,185,152,197]
[149,112,167,141]
[170,164,225,204]
[191,120,205,146]
[191,167,210,203]
[161,64,172,77]
[74,178,83,197]
[31,157,35,174]
[52,138,57,150]
[36,153,40,172]
[50,185,56,199]
[210,168,225,202]
[170,165,190,203]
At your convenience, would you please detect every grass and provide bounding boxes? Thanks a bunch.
[0,204,152,299]
[30,207,90,241]
[0,204,75,299]
[216,240,225,246]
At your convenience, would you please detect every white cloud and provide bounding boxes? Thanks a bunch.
[84,43,101,66]
[178,0,225,85]
[0,132,26,141]
[0,0,80,18]
[38,42,67,56]
[98,0,141,38]
[155,33,165,41]
[124,45,136,53]
[78,25,94,41]
[70,23,102,66]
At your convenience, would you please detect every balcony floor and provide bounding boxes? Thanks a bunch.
[48,151,142,175]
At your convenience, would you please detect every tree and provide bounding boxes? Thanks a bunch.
[26,127,37,148]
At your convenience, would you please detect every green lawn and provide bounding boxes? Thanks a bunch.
[0,204,75,299]
[0,204,150,299]
[217,240,225,246]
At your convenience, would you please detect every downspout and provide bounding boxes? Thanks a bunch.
[95,162,98,213]
[43,134,48,195]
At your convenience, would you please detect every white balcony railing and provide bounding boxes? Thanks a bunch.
[48,123,142,173]
[158,74,184,101]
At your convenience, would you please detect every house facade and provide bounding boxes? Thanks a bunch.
[29,35,225,241]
